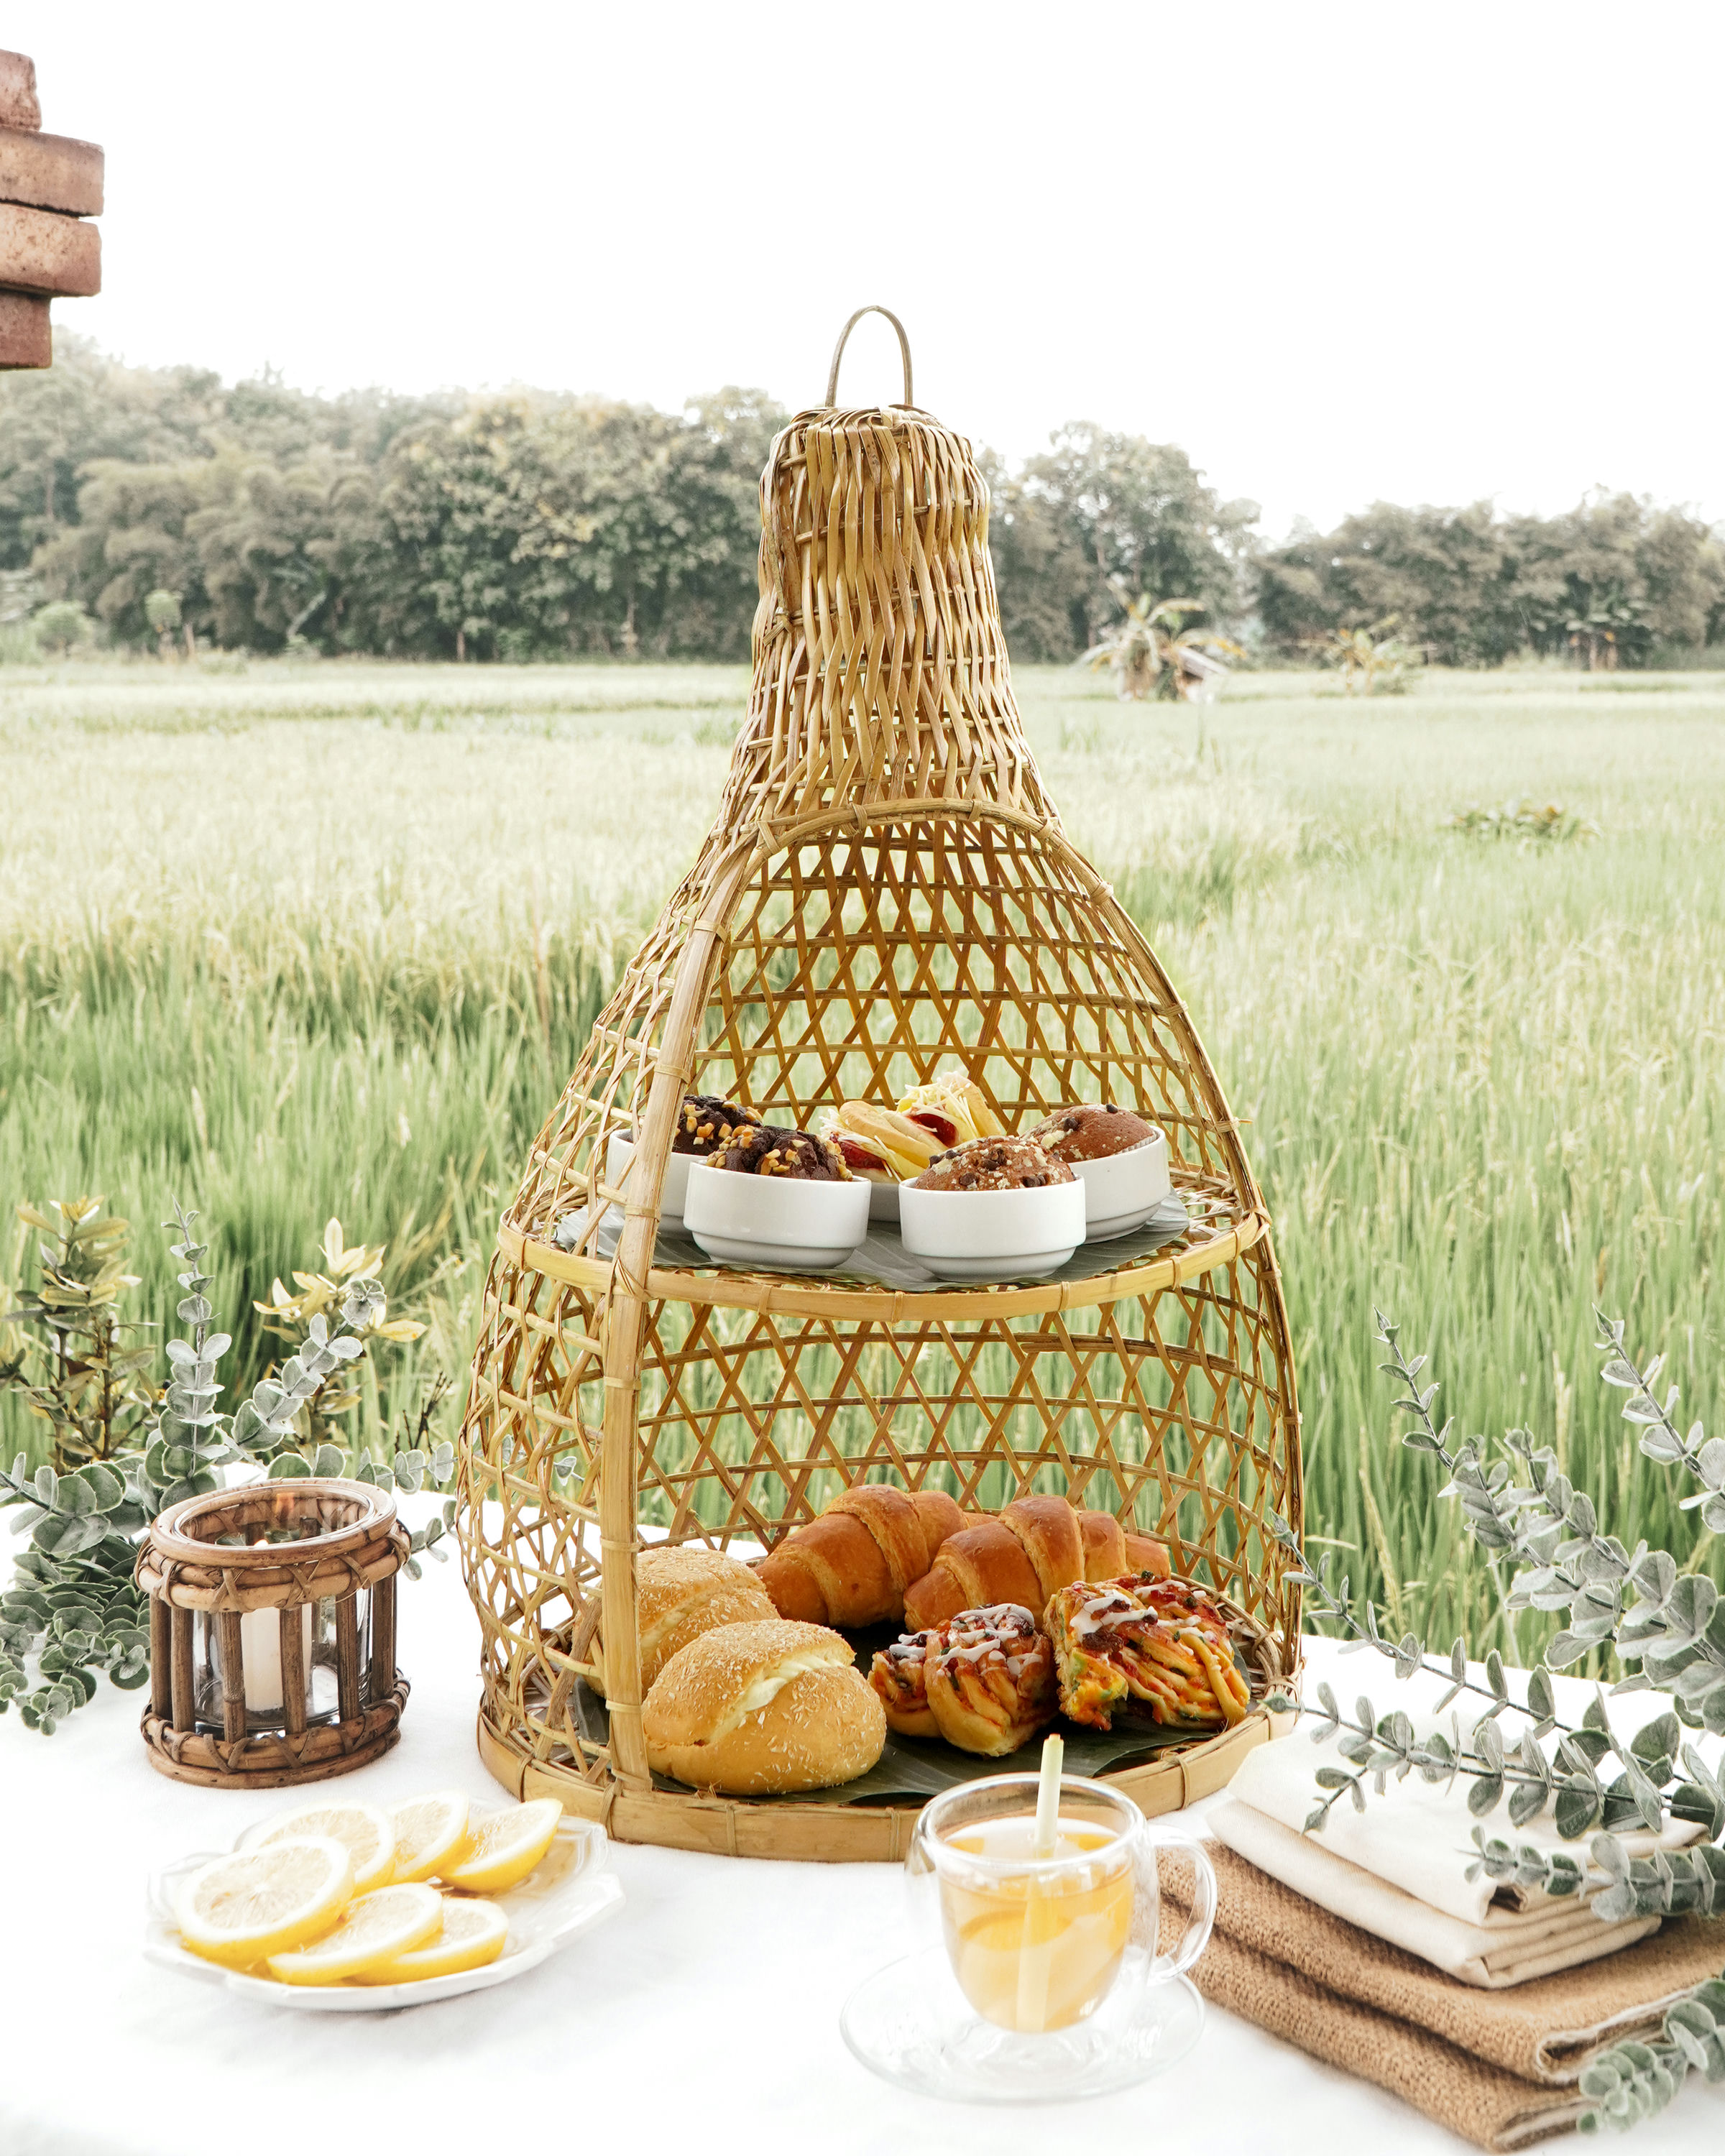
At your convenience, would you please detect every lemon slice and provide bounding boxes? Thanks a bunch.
[264,1881,443,1985]
[390,1790,473,1884]
[354,1897,510,1984]
[256,1799,397,1892]
[177,1835,354,1970]
[441,1797,563,1892]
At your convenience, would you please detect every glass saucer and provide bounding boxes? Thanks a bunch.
[841,1948,1203,2104]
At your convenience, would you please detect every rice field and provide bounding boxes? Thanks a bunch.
[3,655,1721,1656]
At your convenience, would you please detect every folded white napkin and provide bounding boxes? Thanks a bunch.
[1226,1731,1703,1925]
[1208,1800,1662,1988]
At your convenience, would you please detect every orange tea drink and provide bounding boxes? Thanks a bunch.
[938,1813,1134,2032]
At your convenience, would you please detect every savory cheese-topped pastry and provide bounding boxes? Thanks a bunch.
[1048,1575,1248,1732]
[870,1603,1056,1756]
[869,1626,939,1737]
[643,1618,886,1794]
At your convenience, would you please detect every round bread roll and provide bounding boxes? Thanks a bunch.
[589,1545,776,1700]
[643,1618,886,1795]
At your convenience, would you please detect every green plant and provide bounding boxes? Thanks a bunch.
[1081,579,1242,701]
[1302,619,1422,694]
[1271,1308,1725,2132]
[0,1200,454,1733]
[252,1217,427,1459]
[143,586,183,660]
[1448,801,1599,844]
[1,1199,156,1468]
[31,599,90,657]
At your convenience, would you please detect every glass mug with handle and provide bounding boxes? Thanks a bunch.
[906,1771,1216,2036]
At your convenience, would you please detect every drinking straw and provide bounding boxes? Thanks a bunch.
[1016,1733,1065,2032]
[1032,1732,1064,1857]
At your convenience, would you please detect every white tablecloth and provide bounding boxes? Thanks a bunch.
[6,1554,1721,2156]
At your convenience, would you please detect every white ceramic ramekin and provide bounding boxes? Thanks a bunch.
[1067,1128,1172,1241]
[605,1131,693,1231]
[684,1160,871,1271]
[897,1178,1086,1283]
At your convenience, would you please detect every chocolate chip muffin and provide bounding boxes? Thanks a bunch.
[709,1124,853,1181]
[1026,1104,1155,1164]
[911,1136,1074,1192]
[673,1093,763,1157]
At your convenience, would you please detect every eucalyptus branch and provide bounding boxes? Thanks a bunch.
[1278,1307,1725,1938]
[1268,1508,1565,1735]
[1577,1975,1725,2133]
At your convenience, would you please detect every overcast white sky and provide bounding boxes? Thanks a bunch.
[13,1,1725,540]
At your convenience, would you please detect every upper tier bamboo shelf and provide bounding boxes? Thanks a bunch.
[500,1176,1267,1322]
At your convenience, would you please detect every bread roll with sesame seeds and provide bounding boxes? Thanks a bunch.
[586,1544,777,1702]
[643,1618,886,1795]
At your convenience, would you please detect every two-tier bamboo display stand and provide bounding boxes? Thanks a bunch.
[458,309,1302,1858]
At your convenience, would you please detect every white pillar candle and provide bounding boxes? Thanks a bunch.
[229,1544,313,1713]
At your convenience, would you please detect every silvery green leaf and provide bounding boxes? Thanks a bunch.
[32,1466,55,1506]
[1547,1630,1590,1669]
[327,1335,363,1363]
[1509,1779,1548,1826]
[393,1451,424,1494]
[1303,1806,1328,1833]
[1468,1772,1504,1817]
[266,1452,310,1479]
[307,1314,328,1349]
[1486,1649,1507,1700]
[1527,1666,1557,1731]
[1316,1681,1340,1725]
[1555,1782,1600,1839]
[1314,1766,1355,1791]
[176,1295,211,1323]
[311,1444,345,1478]
[164,1339,196,1366]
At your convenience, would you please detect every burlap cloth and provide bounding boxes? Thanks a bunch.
[1162,1844,1723,2150]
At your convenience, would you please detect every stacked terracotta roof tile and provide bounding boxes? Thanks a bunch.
[0,51,103,369]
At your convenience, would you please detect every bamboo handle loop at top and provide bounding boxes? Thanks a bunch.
[824,304,914,408]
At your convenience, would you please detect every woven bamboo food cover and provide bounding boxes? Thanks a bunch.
[456,308,1303,1857]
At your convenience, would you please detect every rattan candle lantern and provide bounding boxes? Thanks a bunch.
[137,1477,410,1789]
[457,308,1303,1858]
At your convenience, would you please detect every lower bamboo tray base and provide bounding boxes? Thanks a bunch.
[476,1698,1292,1861]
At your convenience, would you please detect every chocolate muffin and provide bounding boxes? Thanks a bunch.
[673,1093,763,1157]
[912,1136,1074,1192]
[1026,1104,1155,1164]
[709,1124,853,1181]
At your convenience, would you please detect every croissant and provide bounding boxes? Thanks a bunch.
[901,1495,1168,1634]
[1048,1574,1249,1731]
[870,1603,1056,1756]
[757,1483,967,1628]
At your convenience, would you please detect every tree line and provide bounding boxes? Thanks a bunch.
[2,338,1721,667]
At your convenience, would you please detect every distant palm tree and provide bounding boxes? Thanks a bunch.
[1304,620,1422,695]
[1082,579,1243,701]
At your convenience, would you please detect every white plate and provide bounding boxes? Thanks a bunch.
[144,1810,622,2012]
